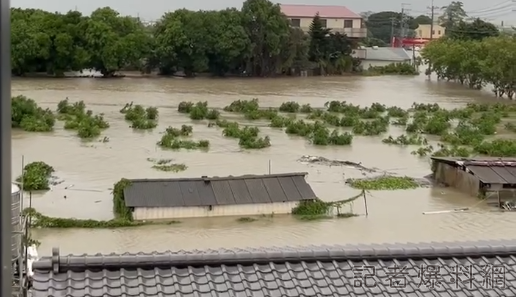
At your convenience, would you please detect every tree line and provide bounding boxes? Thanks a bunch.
[420,1,515,98]
[12,0,357,78]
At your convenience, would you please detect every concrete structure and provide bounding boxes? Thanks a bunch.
[123,173,317,220]
[31,240,516,296]
[354,47,412,68]
[431,157,516,206]
[11,183,21,262]
[415,24,446,39]
[280,4,367,38]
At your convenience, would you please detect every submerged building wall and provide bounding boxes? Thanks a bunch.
[434,162,480,197]
[133,201,299,220]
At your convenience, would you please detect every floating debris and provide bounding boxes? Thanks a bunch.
[297,155,378,173]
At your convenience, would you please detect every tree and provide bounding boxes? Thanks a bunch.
[439,1,467,30]
[414,15,432,25]
[422,35,516,98]
[365,11,419,43]
[82,7,151,76]
[308,13,331,63]
[240,0,291,76]
[308,14,354,74]
[10,3,359,78]
[449,18,499,41]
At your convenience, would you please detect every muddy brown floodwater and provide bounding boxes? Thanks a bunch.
[11,75,516,255]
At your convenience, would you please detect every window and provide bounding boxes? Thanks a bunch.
[432,30,435,35]
[344,20,353,28]
[290,18,300,27]
[320,19,327,28]
[438,30,441,35]
[418,30,422,37]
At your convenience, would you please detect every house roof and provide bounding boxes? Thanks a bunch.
[31,240,516,297]
[363,47,411,62]
[279,4,361,19]
[123,172,317,208]
[431,157,516,184]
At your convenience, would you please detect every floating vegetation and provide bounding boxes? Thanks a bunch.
[147,158,187,172]
[12,95,55,132]
[157,125,210,150]
[382,134,428,146]
[57,98,109,138]
[216,121,271,149]
[236,217,257,223]
[279,101,300,113]
[291,191,363,220]
[120,102,158,129]
[16,161,55,191]
[178,101,220,120]
[363,63,419,76]
[173,97,516,156]
[346,176,419,190]
[23,208,180,228]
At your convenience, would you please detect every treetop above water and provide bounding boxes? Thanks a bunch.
[12,2,358,78]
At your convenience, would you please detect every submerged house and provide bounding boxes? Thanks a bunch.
[353,47,412,68]
[431,157,516,206]
[123,172,317,220]
[31,240,516,296]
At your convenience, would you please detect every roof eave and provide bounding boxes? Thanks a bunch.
[32,239,516,272]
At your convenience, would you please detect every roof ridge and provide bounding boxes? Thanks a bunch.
[128,172,309,183]
[32,240,516,272]
[280,4,348,7]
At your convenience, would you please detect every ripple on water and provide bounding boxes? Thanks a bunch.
[13,76,516,254]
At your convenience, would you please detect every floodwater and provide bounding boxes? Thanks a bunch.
[11,74,516,255]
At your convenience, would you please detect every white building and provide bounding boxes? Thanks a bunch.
[123,173,317,220]
[354,47,412,68]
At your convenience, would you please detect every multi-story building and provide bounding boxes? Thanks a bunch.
[415,24,446,39]
[280,4,367,39]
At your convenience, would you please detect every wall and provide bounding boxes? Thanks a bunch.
[289,17,366,38]
[363,60,411,68]
[298,17,362,30]
[434,162,480,197]
[416,24,445,39]
[133,201,300,220]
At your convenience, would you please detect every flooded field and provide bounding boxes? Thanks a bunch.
[12,75,516,255]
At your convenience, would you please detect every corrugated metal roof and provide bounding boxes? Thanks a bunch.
[432,157,516,184]
[123,173,316,207]
[30,240,516,297]
[364,47,411,61]
[467,166,516,184]
[280,4,361,19]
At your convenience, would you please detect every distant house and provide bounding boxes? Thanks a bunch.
[123,172,317,220]
[353,47,412,68]
[280,4,367,38]
[431,157,516,207]
[415,24,446,39]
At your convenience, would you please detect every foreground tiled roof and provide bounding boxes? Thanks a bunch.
[124,172,316,207]
[31,241,516,297]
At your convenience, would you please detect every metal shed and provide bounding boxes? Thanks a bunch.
[431,157,516,206]
[123,172,317,220]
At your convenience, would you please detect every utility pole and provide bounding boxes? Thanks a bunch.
[427,1,438,76]
[428,0,437,41]
[399,3,410,47]
[389,17,396,47]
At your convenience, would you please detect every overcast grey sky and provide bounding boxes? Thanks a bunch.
[11,0,516,25]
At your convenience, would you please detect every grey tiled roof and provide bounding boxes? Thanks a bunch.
[31,240,516,297]
[123,172,316,207]
[365,47,411,61]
